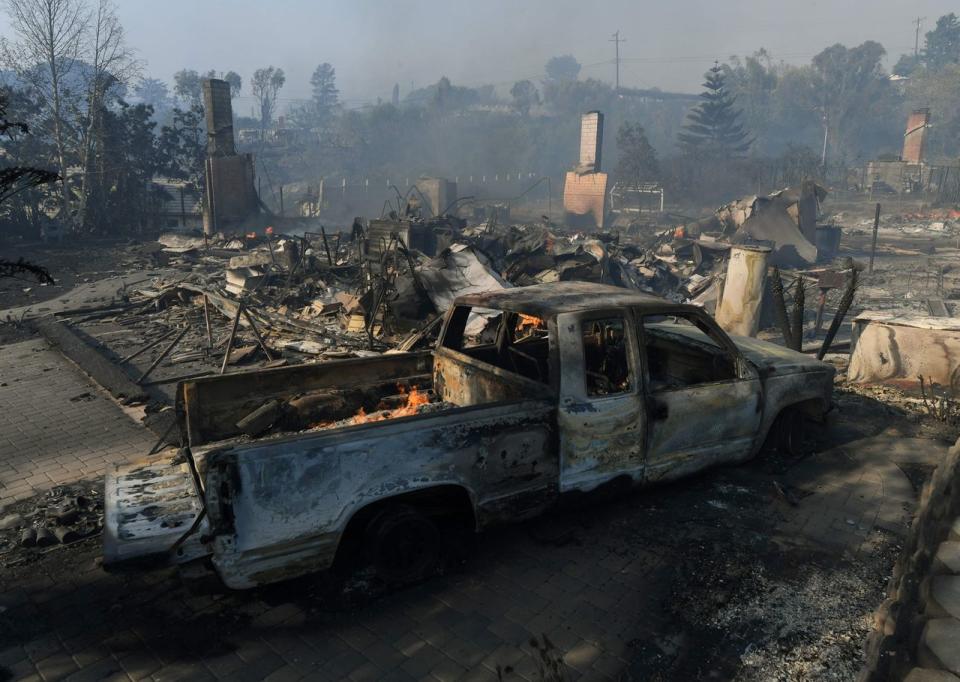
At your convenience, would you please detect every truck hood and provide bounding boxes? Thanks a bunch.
[729,334,833,376]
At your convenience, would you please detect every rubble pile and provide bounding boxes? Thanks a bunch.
[0,482,103,566]
[840,208,960,237]
[39,181,849,395]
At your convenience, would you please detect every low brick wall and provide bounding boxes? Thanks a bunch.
[860,435,960,681]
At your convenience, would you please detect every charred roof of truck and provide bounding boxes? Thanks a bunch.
[454,282,684,317]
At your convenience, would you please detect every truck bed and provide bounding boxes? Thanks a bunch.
[204,397,558,587]
[177,351,436,447]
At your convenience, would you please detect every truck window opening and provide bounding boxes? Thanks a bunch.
[441,305,550,384]
[642,314,737,391]
[582,318,630,396]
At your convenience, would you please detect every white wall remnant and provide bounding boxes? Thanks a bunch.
[715,245,770,338]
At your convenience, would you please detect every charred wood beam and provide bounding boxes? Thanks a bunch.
[769,267,793,349]
[221,304,244,375]
[817,270,858,361]
[120,327,178,364]
[790,277,805,352]
[136,326,190,384]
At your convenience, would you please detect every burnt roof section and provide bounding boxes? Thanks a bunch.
[455,282,678,316]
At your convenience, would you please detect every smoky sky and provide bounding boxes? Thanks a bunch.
[1,0,956,112]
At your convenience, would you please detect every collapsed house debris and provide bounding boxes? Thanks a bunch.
[0,482,103,564]
[686,181,827,267]
[27,172,850,415]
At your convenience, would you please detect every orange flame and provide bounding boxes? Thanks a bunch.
[349,386,430,425]
[516,313,544,335]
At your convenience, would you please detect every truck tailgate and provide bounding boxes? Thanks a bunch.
[103,450,209,569]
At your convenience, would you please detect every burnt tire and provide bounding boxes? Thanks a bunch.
[770,408,804,455]
[365,505,441,584]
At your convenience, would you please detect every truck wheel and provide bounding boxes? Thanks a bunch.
[366,506,441,584]
[773,408,804,455]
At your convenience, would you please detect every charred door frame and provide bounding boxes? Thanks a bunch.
[634,307,763,481]
[555,308,646,493]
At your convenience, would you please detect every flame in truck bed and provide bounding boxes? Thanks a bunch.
[310,385,434,430]
[350,385,431,425]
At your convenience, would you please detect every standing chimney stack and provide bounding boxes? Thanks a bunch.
[902,108,930,165]
[578,111,604,173]
[202,79,236,157]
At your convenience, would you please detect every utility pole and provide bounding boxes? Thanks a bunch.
[915,16,926,57]
[820,111,829,172]
[610,31,625,91]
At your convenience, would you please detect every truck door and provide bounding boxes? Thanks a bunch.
[638,310,762,483]
[556,310,646,493]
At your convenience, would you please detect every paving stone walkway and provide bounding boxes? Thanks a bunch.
[0,338,155,504]
[0,343,950,680]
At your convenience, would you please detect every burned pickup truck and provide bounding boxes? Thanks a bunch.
[105,282,834,588]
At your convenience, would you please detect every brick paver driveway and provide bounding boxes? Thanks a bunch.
[0,339,154,504]
[0,345,947,681]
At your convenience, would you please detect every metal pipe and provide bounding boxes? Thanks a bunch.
[266,235,277,268]
[202,295,213,350]
[790,276,805,352]
[220,304,243,374]
[240,307,274,361]
[320,224,333,265]
[869,203,881,274]
[120,327,177,364]
[814,288,829,334]
[136,326,189,384]
[818,270,858,360]
[769,267,793,348]
[142,370,215,387]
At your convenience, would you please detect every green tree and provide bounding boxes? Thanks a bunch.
[615,121,659,184]
[251,66,285,129]
[173,69,202,105]
[924,13,960,72]
[84,100,164,232]
[893,53,921,77]
[309,62,339,125]
[2,0,87,227]
[545,55,581,82]
[223,70,241,97]
[159,105,205,192]
[201,70,242,98]
[722,50,777,146]
[677,64,752,158]
[509,79,539,115]
[0,87,59,239]
[135,77,170,111]
[806,42,890,161]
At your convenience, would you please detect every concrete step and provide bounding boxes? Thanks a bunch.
[905,668,960,682]
[929,577,960,619]
[935,542,960,575]
[919,618,960,674]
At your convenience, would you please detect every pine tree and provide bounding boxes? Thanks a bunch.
[310,63,339,124]
[677,64,752,158]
